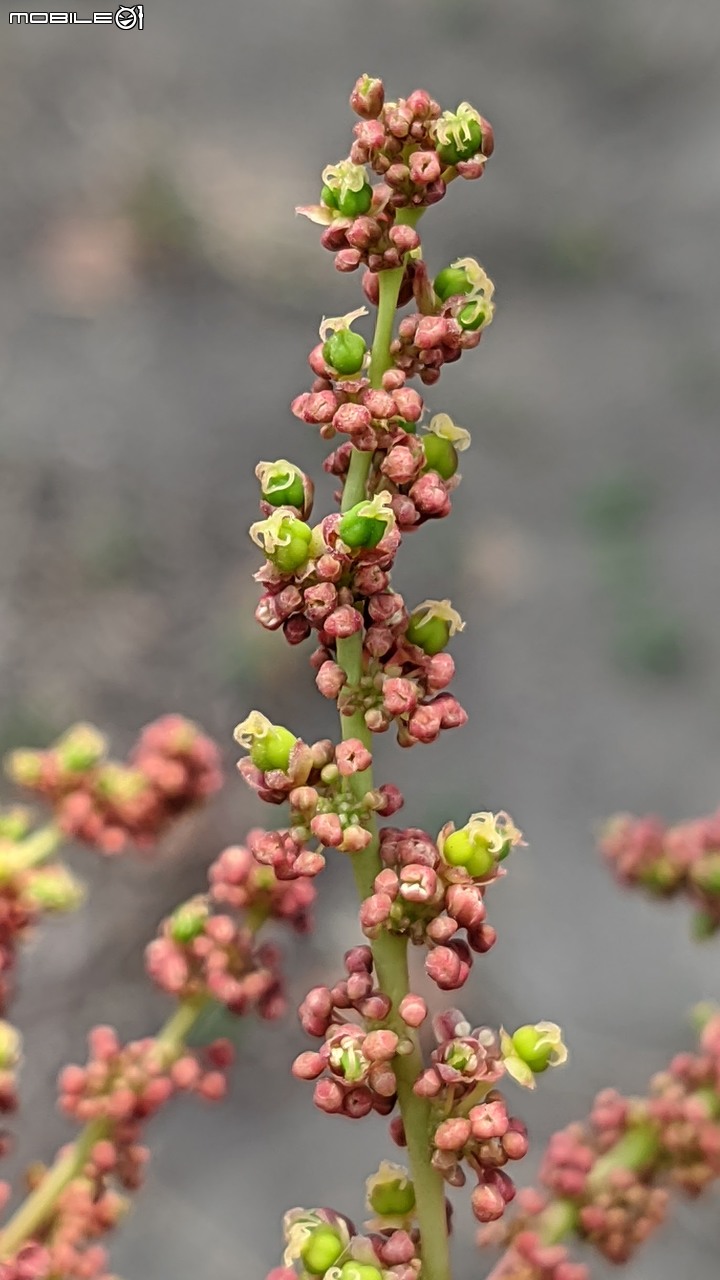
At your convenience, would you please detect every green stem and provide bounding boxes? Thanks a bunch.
[0,994,209,1258]
[336,231,452,1280]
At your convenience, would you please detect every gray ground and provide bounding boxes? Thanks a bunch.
[1,1,720,1276]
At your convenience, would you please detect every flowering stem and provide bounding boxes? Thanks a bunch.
[0,994,210,1258]
[336,243,452,1280]
[0,1117,109,1260]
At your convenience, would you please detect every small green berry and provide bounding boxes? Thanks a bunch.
[271,517,312,573]
[511,1026,555,1074]
[262,471,305,509]
[369,1177,416,1217]
[322,329,367,377]
[457,301,488,331]
[423,433,458,479]
[250,725,297,773]
[406,612,451,655]
[301,1225,345,1275]
[397,419,417,434]
[337,183,373,217]
[339,1264,383,1280]
[321,184,339,209]
[434,265,473,302]
[442,829,494,878]
[339,504,386,549]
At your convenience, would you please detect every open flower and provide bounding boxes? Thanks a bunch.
[439,811,525,878]
[500,1022,568,1089]
[365,1161,416,1230]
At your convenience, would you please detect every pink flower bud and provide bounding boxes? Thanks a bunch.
[375,868,400,898]
[360,892,393,930]
[344,945,373,973]
[363,388,397,420]
[410,472,451,517]
[346,216,382,251]
[382,444,422,486]
[376,784,404,816]
[468,923,497,953]
[350,75,385,119]
[342,824,373,853]
[364,1029,399,1062]
[336,739,372,777]
[446,884,487,929]
[310,813,344,848]
[415,315,449,350]
[334,402,374,439]
[377,1230,416,1266]
[409,150,442,184]
[435,1116,472,1150]
[399,863,437,903]
[407,703,443,745]
[399,993,428,1028]
[335,248,363,273]
[425,944,468,990]
[426,916,459,944]
[390,1115,407,1146]
[314,1078,346,1113]
[470,1099,509,1141]
[425,652,456,690]
[292,1051,325,1080]
[343,1085,374,1118]
[324,606,363,639]
[471,1180,506,1223]
[383,677,419,716]
[389,224,421,254]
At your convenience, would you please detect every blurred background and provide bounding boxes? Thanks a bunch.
[1,0,719,1276]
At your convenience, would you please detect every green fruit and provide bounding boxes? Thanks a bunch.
[423,433,458,479]
[323,329,367,376]
[339,505,386,549]
[369,1177,416,1217]
[464,842,495,878]
[262,472,305,509]
[434,266,473,302]
[397,419,417,434]
[442,829,494,878]
[511,1026,554,1074]
[337,183,373,217]
[438,119,482,166]
[406,612,451,655]
[301,1226,345,1275]
[321,184,339,209]
[458,301,488,331]
[270,518,312,573]
[250,726,297,773]
[339,1264,383,1280]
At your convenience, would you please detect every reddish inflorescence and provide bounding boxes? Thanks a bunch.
[6,716,222,854]
[601,807,720,937]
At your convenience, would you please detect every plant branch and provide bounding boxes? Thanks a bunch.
[336,230,452,1280]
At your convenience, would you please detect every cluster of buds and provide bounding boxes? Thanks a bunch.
[274,1194,422,1280]
[484,1230,589,1280]
[208,843,315,931]
[404,1011,563,1224]
[316,595,466,747]
[235,714,400,857]
[389,260,495,387]
[293,947,400,1119]
[0,1025,237,1280]
[600,807,720,937]
[145,898,285,1019]
[483,1013,720,1273]
[0,808,85,1015]
[6,717,222,854]
[360,814,524,984]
